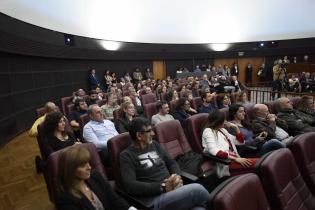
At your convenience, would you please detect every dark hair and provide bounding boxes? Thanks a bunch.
[176,97,188,110]
[203,110,225,130]
[128,117,150,140]
[156,101,168,111]
[89,90,97,95]
[200,91,210,101]
[43,111,64,137]
[228,104,244,121]
[298,95,313,110]
[74,98,85,111]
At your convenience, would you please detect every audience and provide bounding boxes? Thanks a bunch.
[69,99,88,139]
[42,112,78,155]
[252,104,292,144]
[120,117,210,210]
[29,101,58,137]
[276,97,315,135]
[87,90,99,106]
[56,146,136,210]
[117,101,136,133]
[172,98,197,128]
[202,110,257,178]
[83,104,119,165]
[228,104,285,156]
[296,95,315,117]
[151,101,174,126]
[216,94,231,109]
[198,92,217,113]
[101,93,120,121]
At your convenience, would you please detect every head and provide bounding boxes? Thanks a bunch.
[253,104,269,119]
[58,146,91,197]
[176,97,190,112]
[76,89,86,97]
[201,92,214,104]
[236,91,247,103]
[43,112,66,136]
[218,94,231,106]
[145,86,152,94]
[298,96,314,110]
[89,90,98,102]
[95,87,102,94]
[128,117,154,146]
[88,104,104,122]
[157,101,170,115]
[44,101,58,114]
[107,93,118,106]
[74,99,88,111]
[121,101,135,117]
[122,96,132,103]
[204,110,226,130]
[90,69,96,74]
[229,104,245,121]
[277,97,293,110]
[202,74,208,80]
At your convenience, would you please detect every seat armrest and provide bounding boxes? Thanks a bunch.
[202,153,231,165]
[180,171,199,182]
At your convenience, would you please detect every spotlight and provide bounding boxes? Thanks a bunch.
[268,41,279,47]
[257,42,266,48]
[64,34,75,46]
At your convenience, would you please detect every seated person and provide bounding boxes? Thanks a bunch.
[87,90,99,106]
[228,104,285,156]
[29,101,58,137]
[235,91,252,105]
[101,93,120,121]
[83,104,119,166]
[117,101,136,133]
[166,89,179,102]
[151,101,174,126]
[216,94,231,109]
[95,87,104,100]
[252,104,292,144]
[296,95,315,117]
[230,76,241,92]
[202,110,258,178]
[277,97,315,135]
[172,98,197,128]
[42,112,78,156]
[69,99,88,139]
[120,117,210,210]
[198,92,217,113]
[72,88,86,103]
[129,87,143,114]
[56,146,137,210]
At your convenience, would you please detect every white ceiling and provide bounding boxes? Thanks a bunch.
[1,0,315,44]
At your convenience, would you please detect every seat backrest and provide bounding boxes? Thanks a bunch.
[154,120,191,159]
[107,133,132,188]
[61,96,73,116]
[97,99,107,107]
[243,103,255,122]
[219,107,229,119]
[160,92,168,101]
[190,97,202,111]
[47,143,106,202]
[186,113,208,153]
[143,102,158,121]
[169,100,177,113]
[209,173,270,210]
[288,132,315,196]
[78,114,90,136]
[255,148,315,210]
[141,93,157,105]
[66,103,75,118]
[264,101,279,114]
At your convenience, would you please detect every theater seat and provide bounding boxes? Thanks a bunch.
[287,132,315,196]
[60,96,73,116]
[255,148,315,210]
[36,106,46,118]
[265,101,279,114]
[208,173,270,210]
[143,102,157,121]
[46,143,106,203]
[186,113,208,153]
[141,93,157,105]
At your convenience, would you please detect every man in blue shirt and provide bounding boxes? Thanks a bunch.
[198,92,217,113]
[83,104,119,165]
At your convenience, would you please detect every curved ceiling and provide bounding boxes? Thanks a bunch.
[1,0,315,44]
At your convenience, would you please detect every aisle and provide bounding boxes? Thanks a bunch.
[0,132,54,210]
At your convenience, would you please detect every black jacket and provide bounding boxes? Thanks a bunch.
[56,170,130,210]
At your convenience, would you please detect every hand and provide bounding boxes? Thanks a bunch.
[189,108,197,114]
[266,114,276,122]
[169,174,183,189]
[235,158,253,168]
[256,131,267,141]
[224,121,237,129]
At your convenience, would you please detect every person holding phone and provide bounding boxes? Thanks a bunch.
[228,104,285,157]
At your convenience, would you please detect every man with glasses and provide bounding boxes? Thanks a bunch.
[120,117,209,210]
[151,101,174,126]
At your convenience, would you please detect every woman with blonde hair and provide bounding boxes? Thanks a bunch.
[117,101,136,133]
[56,146,136,210]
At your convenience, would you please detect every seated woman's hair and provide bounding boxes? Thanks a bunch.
[43,111,65,136]
[228,104,244,121]
[128,117,150,140]
[58,146,91,197]
[120,101,133,114]
[204,110,226,130]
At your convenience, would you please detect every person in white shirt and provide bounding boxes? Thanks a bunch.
[83,104,119,165]
[151,101,174,126]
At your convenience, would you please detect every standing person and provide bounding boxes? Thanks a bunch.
[230,63,239,77]
[257,63,267,82]
[56,146,137,210]
[245,63,253,85]
[272,59,286,99]
[145,68,153,80]
[132,68,143,83]
[104,70,113,91]
[120,117,210,210]
[88,69,101,90]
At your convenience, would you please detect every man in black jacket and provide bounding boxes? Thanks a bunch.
[120,117,209,210]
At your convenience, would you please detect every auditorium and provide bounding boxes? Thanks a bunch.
[1,1,315,210]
